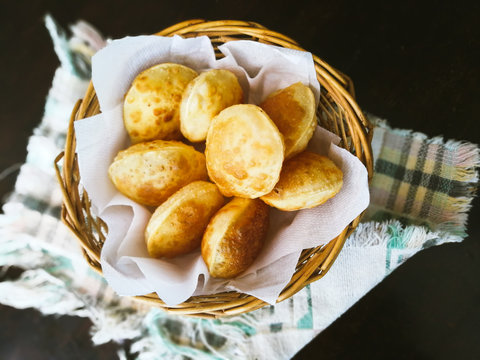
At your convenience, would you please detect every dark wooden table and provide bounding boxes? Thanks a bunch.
[1,1,479,359]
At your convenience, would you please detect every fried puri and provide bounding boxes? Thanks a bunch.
[108,140,207,207]
[123,63,198,143]
[202,197,269,278]
[205,104,285,198]
[260,82,316,159]
[145,181,225,259]
[261,151,343,211]
[180,69,243,142]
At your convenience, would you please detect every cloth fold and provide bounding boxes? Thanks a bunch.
[0,16,478,360]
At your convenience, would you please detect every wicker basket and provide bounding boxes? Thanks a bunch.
[54,19,374,318]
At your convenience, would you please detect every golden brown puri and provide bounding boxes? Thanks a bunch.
[145,181,225,259]
[261,151,343,211]
[205,104,285,198]
[201,197,269,278]
[260,82,316,160]
[180,69,243,142]
[108,140,208,207]
[123,63,198,143]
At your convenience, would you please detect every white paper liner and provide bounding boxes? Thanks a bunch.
[74,35,370,306]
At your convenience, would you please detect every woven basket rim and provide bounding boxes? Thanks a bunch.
[55,19,374,318]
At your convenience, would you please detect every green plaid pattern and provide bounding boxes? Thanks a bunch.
[365,122,479,238]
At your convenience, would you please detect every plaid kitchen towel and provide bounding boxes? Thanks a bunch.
[0,16,478,359]
[365,121,478,238]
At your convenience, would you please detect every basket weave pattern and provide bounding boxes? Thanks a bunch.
[54,19,373,318]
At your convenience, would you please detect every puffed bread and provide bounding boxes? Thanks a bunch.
[205,104,285,198]
[108,140,207,207]
[123,63,198,143]
[145,181,225,258]
[261,151,343,211]
[180,69,243,142]
[201,197,269,278]
[260,82,316,159]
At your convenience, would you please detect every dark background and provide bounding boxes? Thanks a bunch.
[1,1,479,359]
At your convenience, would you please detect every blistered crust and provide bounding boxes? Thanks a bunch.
[108,140,208,207]
[261,151,343,211]
[123,63,198,143]
[201,197,269,278]
[260,82,316,159]
[205,104,285,198]
[145,181,225,258]
[180,69,243,142]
